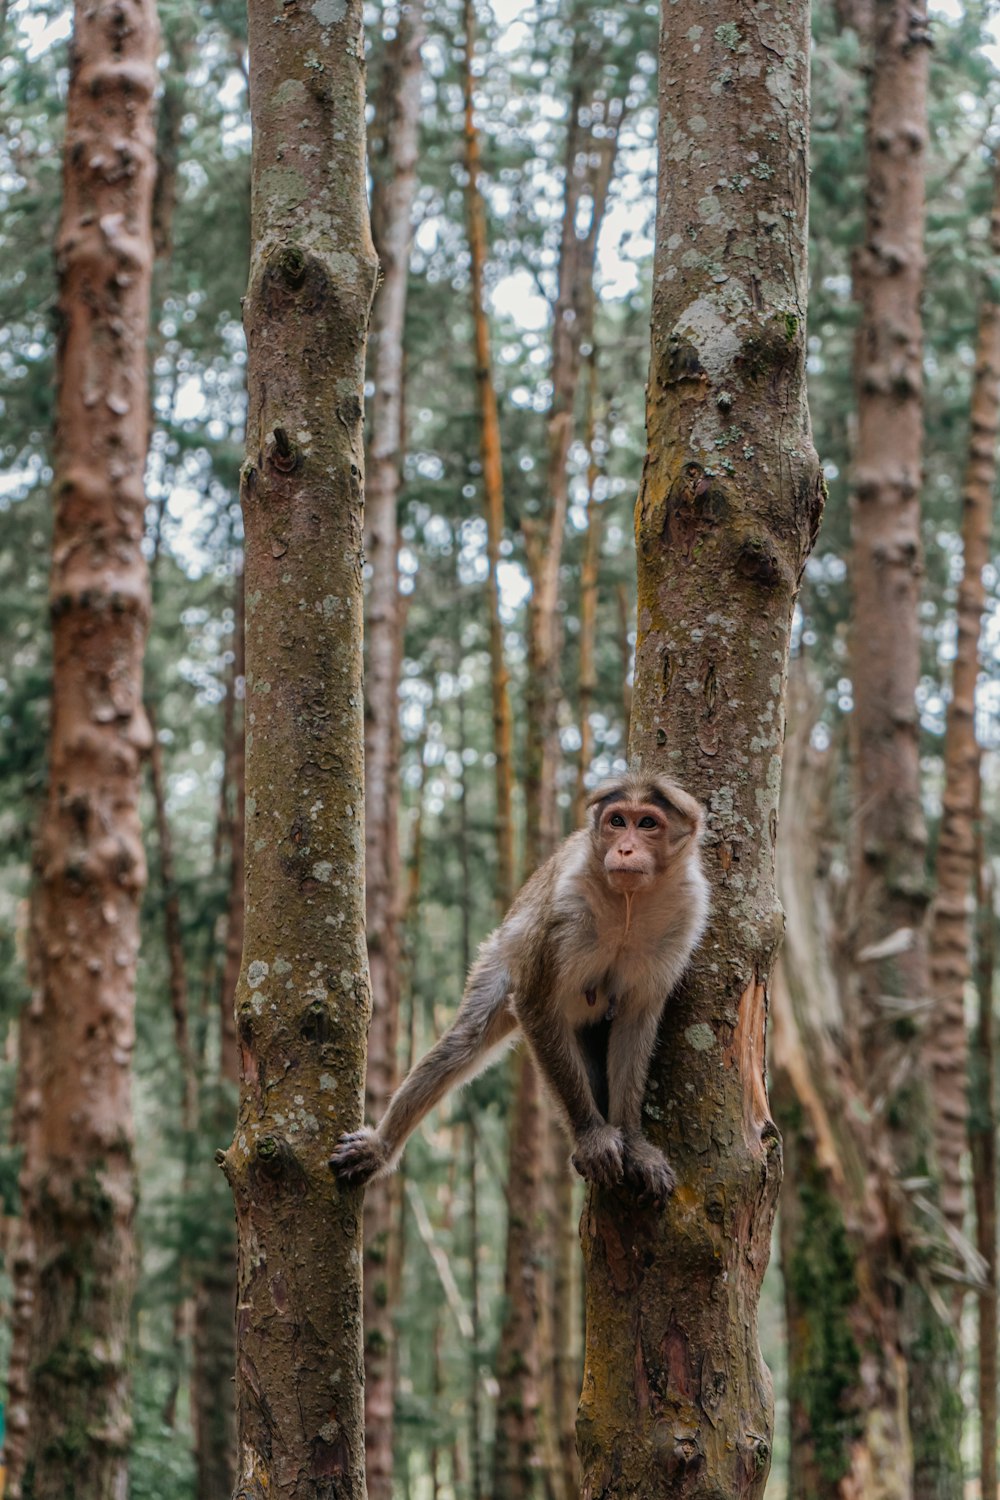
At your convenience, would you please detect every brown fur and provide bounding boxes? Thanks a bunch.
[330,774,710,1200]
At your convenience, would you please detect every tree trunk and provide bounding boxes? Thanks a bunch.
[363,12,425,1495]
[523,37,619,868]
[21,0,158,1492]
[463,0,515,912]
[972,851,997,1500]
[4,900,45,1500]
[221,0,378,1492]
[577,0,822,1489]
[191,568,243,1500]
[772,681,908,1498]
[148,701,199,1128]
[849,1,961,1492]
[927,144,1000,1243]
[574,350,604,823]
[492,1048,544,1500]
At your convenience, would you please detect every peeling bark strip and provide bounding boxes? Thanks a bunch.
[225,0,378,1495]
[363,8,426,1496]
[21,0,159,1494]
[577,0,821,1491]
[927,144,1000,1242]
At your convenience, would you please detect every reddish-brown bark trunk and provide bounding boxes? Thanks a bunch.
[362,13,426,1495]
[926,146,1000,1243]
[22,0,159,1492]
[577,0,821,1488]
[220,0,378,1492]
[849,1,961,1491]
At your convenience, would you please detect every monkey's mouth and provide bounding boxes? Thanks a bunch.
[606,866,652,891]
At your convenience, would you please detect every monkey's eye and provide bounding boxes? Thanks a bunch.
[609,813,627,828]
[638,816,658,830]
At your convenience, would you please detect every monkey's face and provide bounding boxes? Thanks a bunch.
[598,802,671,892]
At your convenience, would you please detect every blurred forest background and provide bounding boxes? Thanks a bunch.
[2,0,1000,1494]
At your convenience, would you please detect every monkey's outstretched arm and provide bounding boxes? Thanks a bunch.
[331,947,517,1186]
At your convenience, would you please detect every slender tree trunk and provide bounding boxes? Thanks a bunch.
[463,0,515,911]
[615,582,632,739]
[578,0,822,1490]
[849,2,961,1492]
[467,1121,484,1500]
[21,0,158,1492]
[191,568,243,1500]
[4,899,45,1500]
[363,13,425,1494]
[220,0,378,1492]
[574,351,603,822]
[148,702,199,1128]
[927,145,1000,1243]
[772,679,899,1499]
[523,40,619,867]
[972,850,997,1500]
[493,1047,543,1500]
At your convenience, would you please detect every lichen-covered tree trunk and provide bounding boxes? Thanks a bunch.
[577,0,822,1489]
[220,0,378,1492]
[848,1,961,1492]
[20,0,158,1492]
[363,10,425,1495]
[926,145,1000,1242]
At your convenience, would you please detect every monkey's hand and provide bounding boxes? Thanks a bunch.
[571,1124,626,1188]
[329,1127,391,1187]
[622,1133,676,1204]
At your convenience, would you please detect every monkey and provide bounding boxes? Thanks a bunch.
[330,772,710,1202]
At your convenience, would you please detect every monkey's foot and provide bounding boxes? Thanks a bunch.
[623,1134,676,1204]
[572,1124,625,1188]
[329,1128,390,1187]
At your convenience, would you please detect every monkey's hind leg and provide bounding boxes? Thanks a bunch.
[331,993,518,1187]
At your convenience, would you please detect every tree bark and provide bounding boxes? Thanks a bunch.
[972,855,997,1500]
[926,144,1000,1243]
[221,0,378,1492]
[848,2,961,1492]
[523,36,620,868]
[772,680,909,1499]
[191,567,243,1500]
[21,0,158,1492]
[577,0,822,1489]
[492,1048,544,1500]
[463,0,516,912]
[363,13,425,1495]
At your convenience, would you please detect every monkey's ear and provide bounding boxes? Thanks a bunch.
[647,777,704,847]
[585,780,626,822]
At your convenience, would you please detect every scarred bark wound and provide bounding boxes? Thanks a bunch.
[224,1,378,1495]
[577,0,821,1492]
[22,0,159,1493]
